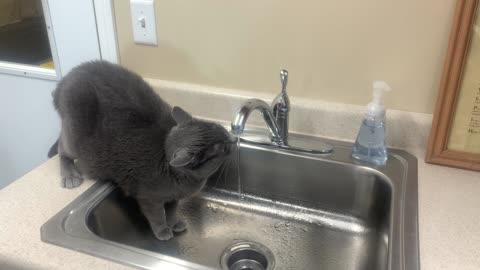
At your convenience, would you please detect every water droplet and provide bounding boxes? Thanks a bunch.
[274,221,284,228]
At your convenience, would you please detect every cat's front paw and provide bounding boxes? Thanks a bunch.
[172,220,187,233]
[153,227,173,241]
[62,168,84,189]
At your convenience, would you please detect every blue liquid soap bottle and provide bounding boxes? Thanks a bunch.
[352,81,392,165]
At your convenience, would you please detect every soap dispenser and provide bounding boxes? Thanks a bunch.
[352,81,391,165]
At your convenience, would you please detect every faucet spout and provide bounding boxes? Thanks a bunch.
[231,98,284,145]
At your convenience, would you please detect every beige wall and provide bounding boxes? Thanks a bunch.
[114,0,456,113]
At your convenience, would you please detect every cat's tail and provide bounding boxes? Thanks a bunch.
[48,138,59,158]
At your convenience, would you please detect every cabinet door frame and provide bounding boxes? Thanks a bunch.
[0,0,61,81]
[0,0,115,80]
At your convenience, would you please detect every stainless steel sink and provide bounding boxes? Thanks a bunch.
[41,134,419,270]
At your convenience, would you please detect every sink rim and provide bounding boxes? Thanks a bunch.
[41,134,419,270]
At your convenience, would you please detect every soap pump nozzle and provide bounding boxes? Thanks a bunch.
[367,81,392,117]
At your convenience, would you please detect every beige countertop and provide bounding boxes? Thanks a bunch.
[0,152,479,270]
[0,157,130,270]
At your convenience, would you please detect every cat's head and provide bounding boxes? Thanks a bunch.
[165,106,235,180]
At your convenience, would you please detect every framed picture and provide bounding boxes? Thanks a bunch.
[426,0,480,171]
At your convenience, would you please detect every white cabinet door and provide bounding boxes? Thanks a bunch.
[0,0,102,188]
[46,0,101,75]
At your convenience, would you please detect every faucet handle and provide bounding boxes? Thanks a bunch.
[272,69,290,143]
[280,69,288,93]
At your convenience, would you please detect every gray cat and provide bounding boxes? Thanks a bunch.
[48,61,234,240]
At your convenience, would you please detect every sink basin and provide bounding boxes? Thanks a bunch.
[41,134,419,270]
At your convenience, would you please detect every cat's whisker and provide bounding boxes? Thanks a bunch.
[222,158,232,186]
[219,158,229,186]
[214,165,224,188]
[222,158,234,187]
[214,162,227,188]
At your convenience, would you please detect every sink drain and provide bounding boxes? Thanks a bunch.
[220,241,275,270]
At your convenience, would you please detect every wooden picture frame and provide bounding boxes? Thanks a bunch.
[426,0,480,171]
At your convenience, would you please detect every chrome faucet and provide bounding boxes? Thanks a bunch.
[231,69,333,154]
[231,70,290,146]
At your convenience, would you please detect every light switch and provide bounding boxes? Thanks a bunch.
[130,0,157,45]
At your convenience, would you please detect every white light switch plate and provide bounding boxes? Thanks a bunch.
[130,0,157,46]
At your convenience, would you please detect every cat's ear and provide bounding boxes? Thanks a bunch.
[171,106,192,125]
[169,148,194,167]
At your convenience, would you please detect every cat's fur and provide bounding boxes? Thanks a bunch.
[49,61,234,240]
